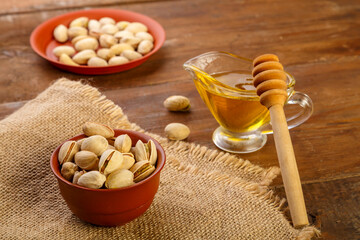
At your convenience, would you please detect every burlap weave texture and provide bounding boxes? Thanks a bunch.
[0,78,318,239]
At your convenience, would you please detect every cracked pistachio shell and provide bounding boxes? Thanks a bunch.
[74,37,99,51]
[163,95,191,112]
[147,140,157,166]
[130,160,155,183]
[97,48,114,61]
[108,56,129,66]
[76,138,86,149]
[82,122,114,138]
[105,169,134,189]
[98,149,123,176]
[134,140,147,162]
[135,32,154,42]
[99,17,116,25]
[74,151,99,171]
[52,46,76,57]
[88,57,108,67]
[53,24,68,43]
[77,171,106,189]
[120,37,141,48]
[107,137,116,146]
[99,34,117,48]
[116,21,130,30]
[72,49,96,65]
[165,123,190,140]
[68,26,88,39]
[61,162,79,181]
[101,24,118,35]
[119,153,136,170]
[72,170,86,185]
[137,40,154,55]
[114,30,134,40]
[81,135,108,156]
[58,140,79,164]
[59,53,79,66]
[121,50,142,61]
[114,134,132,153]
[110,43,134,55]
[125,22,148,33]
[69,17,89,28]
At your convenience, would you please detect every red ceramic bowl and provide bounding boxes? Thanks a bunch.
[30,9,165,75]
[50,129,166,226]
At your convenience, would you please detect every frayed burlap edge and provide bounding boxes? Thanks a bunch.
[49,78,320,239]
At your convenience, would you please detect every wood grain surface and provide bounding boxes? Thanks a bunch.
[1,0,359,239]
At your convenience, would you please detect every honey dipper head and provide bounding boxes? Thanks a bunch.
[252,54,288,109]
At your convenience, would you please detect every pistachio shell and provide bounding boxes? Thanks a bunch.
[53,46,75,57]
[110,43,134,56]
[98,149,123,176]
[135,32,154,42]
[137,40,154,55]
[81,135,108,156]
[58,140,79,164]
[114,30,134,40]
[72,170,86,185]
[59,54,79,66]
[97,48,114,61]
[125,22,148,33]
[134,140,147,162]
[101,24,118,35]
[74,37,99,51]
[67,26,88,39]
[72,49,96,64]
[129,160,155,183]
[114,134,132,153]
[74,150,99,170]
[99,17,116,25]
[88,57,108,67]
[53,24,68,43]
[88,19,101,32]
[120,37,141,48]
[116,21,130,30]
[119,153,136,170]
[76,138,86,149]
[77,171,106,189]
[107,145,115,150]
[99,34,117,48]
[147,140,157,166]
[82,122,114,138]
[71,35,89,45]
[105,169,134,189]
[69,17,89,28]
[121,50,142,61]
[164,123,190,140]
[108,56,129,66]
[61,162,79,181]
[163,95,191,112]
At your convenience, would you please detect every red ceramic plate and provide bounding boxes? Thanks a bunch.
[30,9,165,75]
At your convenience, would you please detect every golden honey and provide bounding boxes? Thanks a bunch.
[194,70,270,133]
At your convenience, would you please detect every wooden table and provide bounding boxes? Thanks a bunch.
[1,0,359,238]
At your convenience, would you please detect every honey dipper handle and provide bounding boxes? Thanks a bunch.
[269,104,309,227]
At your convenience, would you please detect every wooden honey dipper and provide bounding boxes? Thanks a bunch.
[252,54,309,228]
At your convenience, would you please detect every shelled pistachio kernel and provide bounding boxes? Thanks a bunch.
[82,122,114,138]
[81,135,108,156]
[77,171,106,189]
[58,140,79,164]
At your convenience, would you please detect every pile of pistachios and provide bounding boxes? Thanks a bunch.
[52,17,154,66]
[58,122,157,189]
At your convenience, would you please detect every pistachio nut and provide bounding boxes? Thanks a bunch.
[98,149,123,176]
[77,171,106,189]
[107,145,115,150]
[135,32,154,42]
[107,136,116,146]
[97,48,114,61]
[120,37,141,48]
[164,123,190,140]
[58,140,79,164]
[72,170,86,185]
[72,49,96,65]
[116,21,130,30]
[99,17,116,25]
[99,34,117,48]
[147,140,158,166]
[119,153,136,170]
[76,138,86,149]
[114,134,132,153]
[108,56,129,66]
[125,22,148,33]
[137,40,154,55]
[105,169,134,189]
[59,53,79,66]
[114,30,134,40]
[134,140,147,162]
[163,95,191,112]
[130,160,155,183]
[52,46,76,57]
[67,26,88,39]
[89,29,101,39]
[101,24,118,35]
[53,24,68,43]
[69,17,89,28]
[88,57,108,67]
[74,150,99,170]
[88,19,101,32]
[110,43,134,56]
[61,162,79,181]
[74,37,99,51]
[82,122,114,138]
[81,135,108,156]
[121,50,142,61]
[71,35,89,45]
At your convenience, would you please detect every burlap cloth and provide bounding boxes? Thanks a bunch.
[0,78,319,239]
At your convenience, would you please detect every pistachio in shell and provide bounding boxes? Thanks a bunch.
[82,122,114,138]
[73,170,86,185]
[134,140,147,162]
[98,149,123,176]
[105,169,134,189]
[114,134,132,153]
[74,150,99,170]
[58,140,79,164]
[119,153,136,170]
[163,95,190,112]
[81,135,108,156]
[61,162,79,181]
[130,160,155,183]
[164,123,190,141]
[77,171,106,189]
[147,140,157,166]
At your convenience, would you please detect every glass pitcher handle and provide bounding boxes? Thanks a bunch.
[260,91,314,134]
